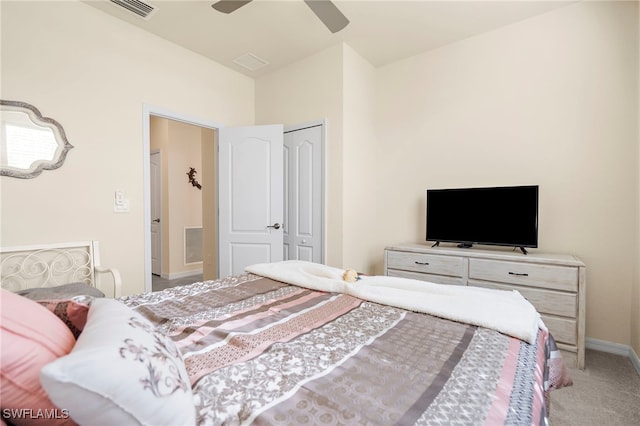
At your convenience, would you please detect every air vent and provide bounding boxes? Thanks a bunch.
[109,0,158,20]
[233,52,269,72]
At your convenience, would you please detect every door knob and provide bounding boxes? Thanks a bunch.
[267,223,281,230]
[152,218,160,223]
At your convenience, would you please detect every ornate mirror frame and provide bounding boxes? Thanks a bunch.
[1,100,74,179]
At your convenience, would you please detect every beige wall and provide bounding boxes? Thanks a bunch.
[0,1,254,295]
[1,0,638,354]
[166,120,203,277]
[374,1,639,347]
[254,1,639,351]
[255,45,344,267]
[341,45,379,273]
[201,128,218,280]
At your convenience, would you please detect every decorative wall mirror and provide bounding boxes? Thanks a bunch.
[1,100,74,179]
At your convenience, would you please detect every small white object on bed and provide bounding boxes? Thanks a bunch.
[0,241,121,298]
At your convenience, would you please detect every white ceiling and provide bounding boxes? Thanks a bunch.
[85,0,574,78]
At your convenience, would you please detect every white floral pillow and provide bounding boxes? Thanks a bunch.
[40,298,195,426]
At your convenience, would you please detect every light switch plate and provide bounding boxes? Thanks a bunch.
[114,191,130,213]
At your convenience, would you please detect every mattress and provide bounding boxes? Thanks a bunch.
[121,272,569,426]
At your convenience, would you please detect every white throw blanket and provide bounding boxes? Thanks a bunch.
[246,260,542,344]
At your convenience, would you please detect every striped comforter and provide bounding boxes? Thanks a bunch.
[122,273,567,426]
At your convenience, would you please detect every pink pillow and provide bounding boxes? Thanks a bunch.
[0,289,76,425]
[36,298,91,339]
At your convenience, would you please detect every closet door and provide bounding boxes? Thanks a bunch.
[284,125,323,263]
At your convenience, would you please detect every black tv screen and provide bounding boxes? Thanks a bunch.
[426,185,538,250]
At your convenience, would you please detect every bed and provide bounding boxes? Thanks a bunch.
[0,241,121,298]
[1,243,572,426]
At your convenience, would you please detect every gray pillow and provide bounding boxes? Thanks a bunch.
[17,282,105,300]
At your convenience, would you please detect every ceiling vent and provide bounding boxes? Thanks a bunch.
[233,52,269,72]
[109,0,158,20]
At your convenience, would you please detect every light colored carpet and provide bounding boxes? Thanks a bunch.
[550,349,640,425]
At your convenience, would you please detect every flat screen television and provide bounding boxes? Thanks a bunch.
[426,185,538,254]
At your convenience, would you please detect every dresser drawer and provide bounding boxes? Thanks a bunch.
[388,269,465,286]
[386,250,464,278]
[541,315,577,346]
[470,281,577,318]
[469,258,578,292]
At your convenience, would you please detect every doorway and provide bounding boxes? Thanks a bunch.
[148,115,217,289]
[143,105,222,293]
[143,106,326,293]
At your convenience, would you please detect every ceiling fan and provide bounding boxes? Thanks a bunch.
[212,0,350,34]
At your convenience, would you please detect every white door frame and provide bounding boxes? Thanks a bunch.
[142,104,223,293]
[284,120,327,264]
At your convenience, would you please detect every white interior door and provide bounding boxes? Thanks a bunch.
[218,125,284,277]
[150,151,162,276]
[284,125,323,263]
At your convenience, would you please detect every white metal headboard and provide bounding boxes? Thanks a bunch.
[0,241,121,297]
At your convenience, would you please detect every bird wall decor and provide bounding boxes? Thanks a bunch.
[187,167,202,190]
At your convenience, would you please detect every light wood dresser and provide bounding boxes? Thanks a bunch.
[384,243,586,369]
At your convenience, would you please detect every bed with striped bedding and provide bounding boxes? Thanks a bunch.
[121,269,571,426]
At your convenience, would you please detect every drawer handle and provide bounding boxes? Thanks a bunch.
[508,272,529,277]
[415,261,430,265]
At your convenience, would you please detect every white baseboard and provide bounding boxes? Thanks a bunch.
[161,269,203,280]
[586,337,640,375]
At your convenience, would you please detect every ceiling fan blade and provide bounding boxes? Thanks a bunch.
[304,0,349,33]
[212,0,252,14]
